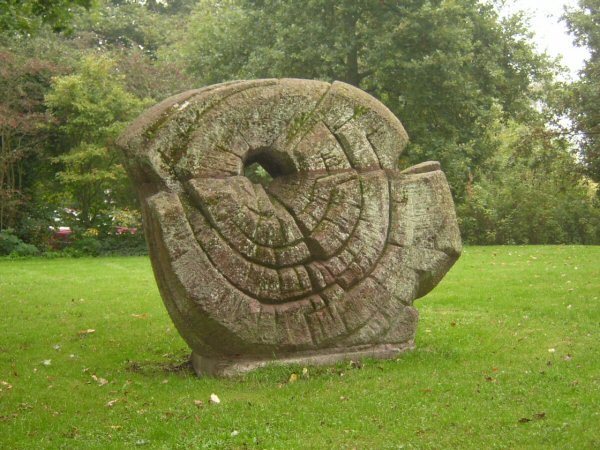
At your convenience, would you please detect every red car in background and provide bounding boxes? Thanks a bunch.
[115,226,138,235]
[50,226,72,249]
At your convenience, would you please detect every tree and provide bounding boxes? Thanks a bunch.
[0,47,60,231]
[0,0,94,34]
[69,0,195,100]
[563,0,600,184]
[175,0,554,200]
[45,55,150,228]
[113,49,194,102]
[458,120,600,244]
[75,0,171,57]
[0,1,192,245]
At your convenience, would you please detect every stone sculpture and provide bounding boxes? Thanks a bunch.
[117,79,461,376]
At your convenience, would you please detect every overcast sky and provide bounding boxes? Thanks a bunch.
[499,0,589,79]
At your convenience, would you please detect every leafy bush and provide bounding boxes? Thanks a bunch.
[458,168,600,245]
[457,122,600,245]
[11,242,41,257]
[61,236,102,257]
[98,232,147,256]
[0,229,40,257]
[52,231,147,257]
[0,230,22,255]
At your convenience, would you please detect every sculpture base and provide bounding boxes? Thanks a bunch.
[191,342,415,377]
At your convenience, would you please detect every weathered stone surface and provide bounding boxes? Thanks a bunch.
[117,79,462,376]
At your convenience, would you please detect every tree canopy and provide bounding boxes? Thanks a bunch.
[45,55,150,228]
[564,0,600,184]
[0,0,94,33]
[177,0,555,200]
[0,0,598,254]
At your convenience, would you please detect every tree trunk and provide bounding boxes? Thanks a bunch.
[344,13,361,87]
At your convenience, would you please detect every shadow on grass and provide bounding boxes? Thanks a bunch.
[125,351,194,376]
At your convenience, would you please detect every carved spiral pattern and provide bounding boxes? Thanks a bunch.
[118,79,461,360]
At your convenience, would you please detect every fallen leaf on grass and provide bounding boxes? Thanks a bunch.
[91,375,108,386]
[0,381,12,391]
[0,414,19,422]
[288,373,298,383]
[106,399,119,408]
[62,427,80,439]
[518,412,546,424]
[41,359,52,367]
[131,313,149,320]
[231,430,239,437]
[78,329,96,336]
[485,376,498,383]
[302,367,309,378]
[43,404,60,416]
[209,393,220,404]
[193,400,204,408]
[348,360,362,369]
[109,425,122,430]
[340,396,349,401]
[564,354,573,361]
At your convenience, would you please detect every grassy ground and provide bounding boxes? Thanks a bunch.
[0,246,598,449]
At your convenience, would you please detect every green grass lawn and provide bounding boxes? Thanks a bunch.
[0,246,598,449]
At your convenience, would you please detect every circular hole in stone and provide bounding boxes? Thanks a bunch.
[243,148,294,187]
